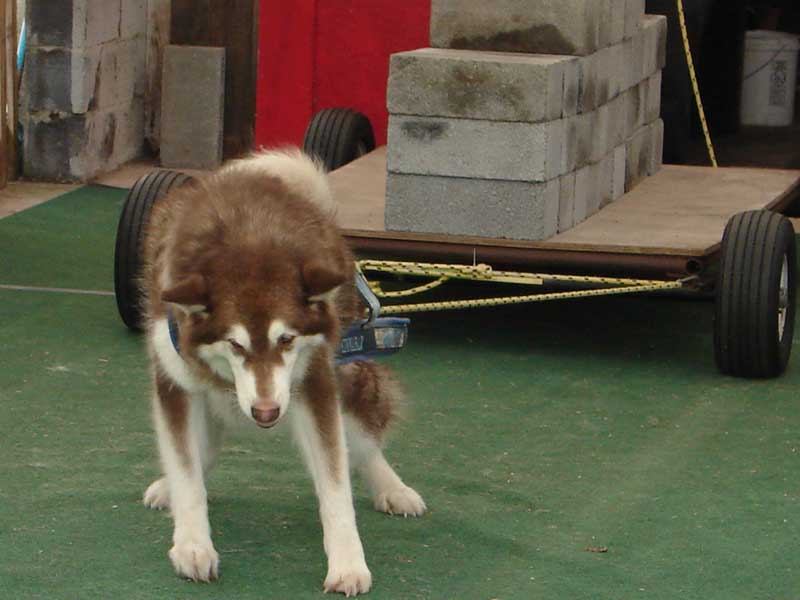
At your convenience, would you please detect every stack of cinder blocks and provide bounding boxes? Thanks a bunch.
[384,0,667,241]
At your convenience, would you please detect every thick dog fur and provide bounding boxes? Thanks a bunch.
[141,149,425,596]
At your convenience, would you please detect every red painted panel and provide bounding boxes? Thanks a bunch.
[255,0,430,149]
[255,0,317,147]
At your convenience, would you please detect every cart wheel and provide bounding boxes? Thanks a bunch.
[114,170,194,331]
[714,210,797,378]
[302,108,375,171]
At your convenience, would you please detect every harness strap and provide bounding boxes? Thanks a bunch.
[167,309,181,354]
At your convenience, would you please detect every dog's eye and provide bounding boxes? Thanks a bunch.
[227,338,245,352]
[277,333,295,349]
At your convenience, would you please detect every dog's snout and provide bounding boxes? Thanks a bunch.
[251,403,280,428]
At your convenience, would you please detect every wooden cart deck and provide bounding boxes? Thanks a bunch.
[330,147,800,277]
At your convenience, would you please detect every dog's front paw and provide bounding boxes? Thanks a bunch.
[374,485,427,517]
[169,539,219,582]
[143,477,170,510]
[323,562,372,597]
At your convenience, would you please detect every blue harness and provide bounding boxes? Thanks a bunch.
[167,272,409,364]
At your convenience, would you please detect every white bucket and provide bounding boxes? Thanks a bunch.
[740,30,799,126]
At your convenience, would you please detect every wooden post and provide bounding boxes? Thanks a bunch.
[5,0,16,182]
[0,0,8,190]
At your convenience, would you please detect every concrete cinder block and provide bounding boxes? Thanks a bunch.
[622,28,645,92]
[21,47,72,112]
[649,118,664,176]
[388,115,565,182]
[610,0,627,45]
[578,41,624,113]
[645,70,662,124]
[27,0,73,47]
[597,153,615,208]
[573,163,594,223]
[625,0,644,39]
[625,123,653,192]
[387,48,575,123]
[57,39,146,114]
[121,0,148,39]
[161,45,225,170]
[576,51,599,114]
[558,172,576,233]
[563,58,581,117]
[385,173,560,241]
[73,0,122,48]
[430,0,609,56]
[606,93,627,150]
[70,100,145,179]
[22,111,86,180]
[591,102,612,164]
[642,14,668,77]
[612,144,626,200]
[624,83,646,140]
[22,99,145,181]
[562,111,594,173]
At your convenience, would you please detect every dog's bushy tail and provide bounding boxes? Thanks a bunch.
[337,361,405,442]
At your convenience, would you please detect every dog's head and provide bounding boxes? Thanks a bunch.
[162,251,350,428]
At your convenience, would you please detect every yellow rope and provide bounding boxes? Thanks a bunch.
[676,0,718,167]
[368,276,449,298]
[378,280,686,315]
[357,259,690,314]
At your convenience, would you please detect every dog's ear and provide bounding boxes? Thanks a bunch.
[161,274,209,315]
[302,257,347,300]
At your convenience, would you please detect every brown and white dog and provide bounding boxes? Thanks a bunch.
[140,149,426,596]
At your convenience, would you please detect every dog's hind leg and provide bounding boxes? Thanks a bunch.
[339,361,427,517]
[150,374,219,582]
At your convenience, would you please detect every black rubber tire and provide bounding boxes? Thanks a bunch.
[114,170,194,331]
[714,210,797,378]
[302,108,375,171]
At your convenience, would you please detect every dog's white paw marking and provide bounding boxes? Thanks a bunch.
[323,562,372,597]
[169,539,220,582]
[143,477,170,510]
[374,485,427,517]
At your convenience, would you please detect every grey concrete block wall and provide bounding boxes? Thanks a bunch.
[160,46,226,170]
[649,119,664,176]
[597,152,615,208]
[558,172,576,232]
[610,0,627,45]
[642,14,668,77]
[645,71,662,124]
[562,110,593,173]
[612,145,626,201]
[21,0,148,180]
[74,0,123,48]
[625,0,645,39]
[625,122,654,192]
[430,0,611,56]
[387,48,576,123]
[121,0,147,39]
[573,164,594,224]
[385,173,560,241]
[385,5,666,240]
[27,1,73,46]
[387,115,565,182]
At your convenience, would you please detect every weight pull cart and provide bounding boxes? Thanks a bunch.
[303,108,800,379]
[113,108,800,378]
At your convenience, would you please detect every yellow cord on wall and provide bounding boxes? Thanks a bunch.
[676,0,719,167]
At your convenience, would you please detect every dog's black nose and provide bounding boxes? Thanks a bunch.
[252,405,280,427]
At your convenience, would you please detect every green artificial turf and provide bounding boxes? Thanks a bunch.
[1,186,799,599]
